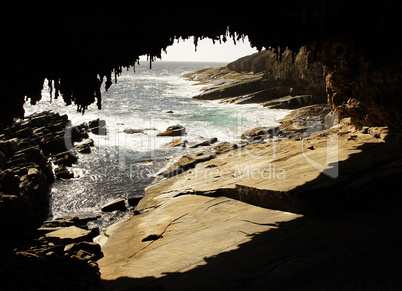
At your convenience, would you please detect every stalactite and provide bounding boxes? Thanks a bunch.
[48,79,53,103]
[105,72,112,91]
[193,36,199,52]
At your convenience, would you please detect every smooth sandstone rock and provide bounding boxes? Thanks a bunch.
[45,226,91,244]
[100,123,402,290]
[99,194,302,281]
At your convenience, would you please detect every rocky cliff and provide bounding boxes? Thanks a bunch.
[186,47,327,108]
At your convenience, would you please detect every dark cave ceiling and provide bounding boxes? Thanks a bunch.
[0,0,401,126]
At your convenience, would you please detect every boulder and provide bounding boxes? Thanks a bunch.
[88,119,105,129]
[157,125,186,137]
[89,119,107,135]
[101,198,127,212]
[70,123,89,143]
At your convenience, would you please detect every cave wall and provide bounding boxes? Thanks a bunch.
[0,1,401,127]
[309,40,402,127]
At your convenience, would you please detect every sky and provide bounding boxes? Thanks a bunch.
[140,36,258,63]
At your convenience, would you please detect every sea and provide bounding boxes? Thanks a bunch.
[24,61,291,229]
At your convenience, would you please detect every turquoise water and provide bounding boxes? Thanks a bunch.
[24,61,291,226]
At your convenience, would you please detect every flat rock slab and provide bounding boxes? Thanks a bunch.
[140,124,400,215]
[45,226,91,244]
[99,194,301,283]
[99,123,402,290]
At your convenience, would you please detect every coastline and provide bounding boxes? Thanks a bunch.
[98,59,402,289]
[0,111,107,289]
[3,57,402,289]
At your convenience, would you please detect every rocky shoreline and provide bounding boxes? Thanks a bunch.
[2,54,402,289]
[0,111,106,290]
[97,59,402,290]
[183,47,327,109]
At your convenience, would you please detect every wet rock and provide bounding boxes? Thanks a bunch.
[124,128,144,134]
[88,119,105,129]
[157,125,186,137]
[101,198,127,212]
[89,119,107,135]
[189,137,218,148]
[71,123,89,142]
[52,151,78,166]
[55,165,74,179]
[76,142,91,153]
[169,138,188,147]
